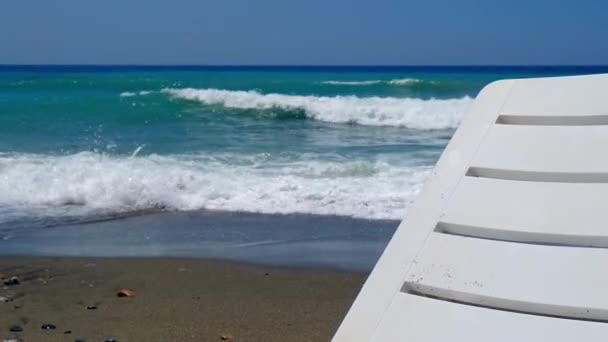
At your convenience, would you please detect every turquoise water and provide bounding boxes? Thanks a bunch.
[1,66,605,228]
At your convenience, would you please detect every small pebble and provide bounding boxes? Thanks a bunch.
[64,330,72,334]
[74,339,86,342]
[220,333,234,341]
[105,338,117,342]
[86,305,97,310]
[8,325,23,333]
[2,277,19,286]
[116,289,136,298]
[41,324,56,330]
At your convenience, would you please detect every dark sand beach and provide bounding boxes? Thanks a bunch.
[0,258,365,341]
[0,257,366,342]
[0,212,398,341]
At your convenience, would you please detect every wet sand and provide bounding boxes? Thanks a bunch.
[1,210,398,273]
[0,257,366,342]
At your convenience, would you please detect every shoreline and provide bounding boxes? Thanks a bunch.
[0,256,365,341]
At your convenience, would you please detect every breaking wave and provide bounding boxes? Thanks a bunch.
[388,78,436,86]
[322,80,383,85]
[162,88,472,130]
[0,152,431,222]
[120,90,153,97]
[322,78,440,87]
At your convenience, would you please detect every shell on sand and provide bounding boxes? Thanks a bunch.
[116,288,136,298]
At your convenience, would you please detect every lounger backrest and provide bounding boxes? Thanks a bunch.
[333,74,608,342]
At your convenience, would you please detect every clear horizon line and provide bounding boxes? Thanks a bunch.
[1,64,608,67]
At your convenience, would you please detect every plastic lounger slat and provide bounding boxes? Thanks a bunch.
[401,233,608,321]
[438,176,608,246]
[496,114,608,126]
[370,293,608,342]
[466,167,608,183]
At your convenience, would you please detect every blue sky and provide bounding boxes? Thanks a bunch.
[1,0,606,65]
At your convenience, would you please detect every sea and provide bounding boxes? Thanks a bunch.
[0,65,606,268]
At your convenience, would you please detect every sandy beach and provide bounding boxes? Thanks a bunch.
[0,212,396,341]
[0,257,366,341]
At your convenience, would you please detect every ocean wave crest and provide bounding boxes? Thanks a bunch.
[388,78,436,86]
[321,80,383,85]
[120,90,153,97]
[0,152,431,222]
[162,88,472,130]
[322,78,440,87]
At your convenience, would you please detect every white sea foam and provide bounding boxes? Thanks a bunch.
[388,78,434,86]
[0,152,431,221]
[322,80,383,85]
[163,88,472,129]
[120,90,153,97]
[322,78,437,86]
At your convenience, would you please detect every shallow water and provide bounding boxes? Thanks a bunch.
[0,210,399,272]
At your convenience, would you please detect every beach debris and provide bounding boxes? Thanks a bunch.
[74,339,86,342]
[2,277,19,286]
[2,338,20,342]
[41,323,56,330]
[116,289,136,298]
[0,296,12,303]
[105,338,117,342]
[64,330,72,334]
[8,325,22,333]
[220,333,234,340]
[86,305,97,310]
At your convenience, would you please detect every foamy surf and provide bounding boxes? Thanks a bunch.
[120,90,153,97]
[388,78,437,85]
[162,88,472,129]
[322,80,383,85]
[0,152,430,223]
[322,78,438,86]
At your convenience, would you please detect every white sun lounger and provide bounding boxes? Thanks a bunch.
[333,74,608,342]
